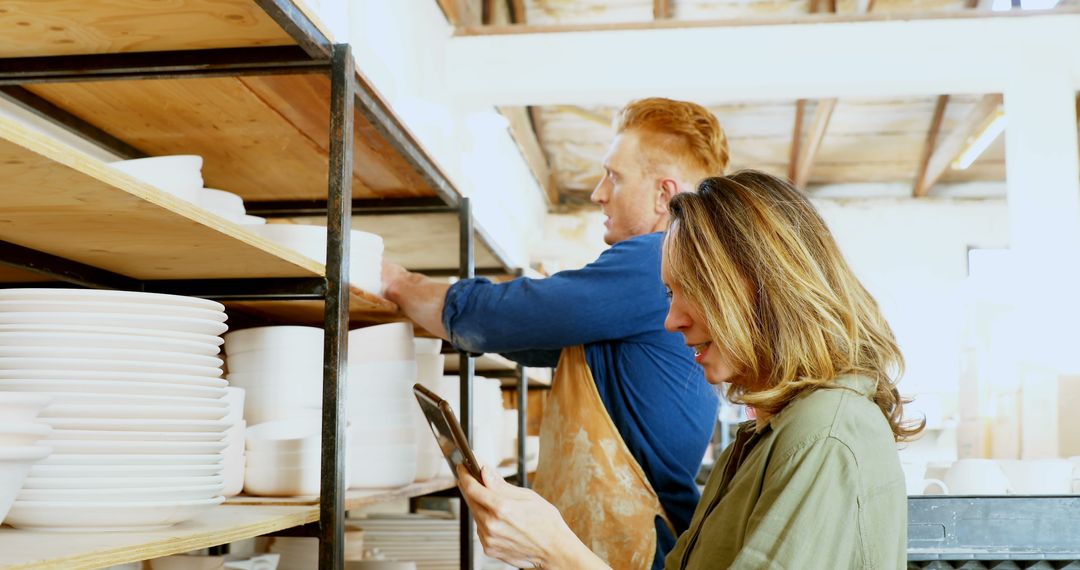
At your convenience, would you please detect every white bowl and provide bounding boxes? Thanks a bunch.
[348,443,417,489]
[31,463,222,479]
[109,155,203,203]
[246,448,320,472]
[0,445,53,524]
[0,379,227,399]
[227,348,321,375]
[244,463,319,497]
[22,475,223,490]
[198,188,245,216]
[0,289,224,313]
[19,482,223,502]
[250,224,327,262]
[413,338,443,356]
[0,393,52,421]
[0,331,221,357]
[224,326,323,357]
[245,418,321,454]
[347,424,417,446]
[348,323,415,363]
[237,215,267,225]
[0,422,52,447]
[5,496,224,532]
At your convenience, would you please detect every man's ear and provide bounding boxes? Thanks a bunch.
[656,178,680,214]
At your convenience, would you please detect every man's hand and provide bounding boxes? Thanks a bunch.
[381,260,410,300]
[380,260,452,340]
[458,465,611,570]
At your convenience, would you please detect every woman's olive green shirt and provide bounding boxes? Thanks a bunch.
[665,375,907,570]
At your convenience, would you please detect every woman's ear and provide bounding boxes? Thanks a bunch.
[656,178,680,214]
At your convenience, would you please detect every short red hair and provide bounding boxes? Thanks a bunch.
[615,97,729,178]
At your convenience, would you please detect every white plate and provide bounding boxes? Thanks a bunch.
[43,403,228,421]
[0,331,220,357]
[0,357,221,378]
[49,428,226,442]
[0,369,226,387]
[0,289,224,312]
[44,440,228,455]
[35,392,227,409]
[19,483,224,502]
[23,474,224,489]
[0,346,223,369]
[0,379,226,399]
[31,463,222,478]
[0,301,226,323]
[0,324,223,350]
[39,453,224,466]
[0,393,52,422]
[41,417,230,433]
[5,496,224,532]
[0,312,228,336]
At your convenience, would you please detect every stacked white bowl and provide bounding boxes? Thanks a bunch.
[224,326,324,425]
[413,338,445,482]
[244,418,324,497]
[427,375,504,479]
[0,288,229,531]
[109,155,204,204]
[0,393,53,526]
[348,323,418,489]
[249,224,384,295]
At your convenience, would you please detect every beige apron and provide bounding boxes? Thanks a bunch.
[532,346,669,570]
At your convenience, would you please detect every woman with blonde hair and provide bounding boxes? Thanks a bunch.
[458,170,922,569]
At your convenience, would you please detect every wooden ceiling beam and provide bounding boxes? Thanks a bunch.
[788,99,807,184]
[500,106,559,207]
[654,0,672,19]
[913,95,951,197]
[793,98,837,189]
[507,0,527,24]
[914,93,1003,197]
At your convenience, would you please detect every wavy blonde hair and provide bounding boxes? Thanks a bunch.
[666,170,922,441]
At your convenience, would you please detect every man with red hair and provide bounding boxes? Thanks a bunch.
[383,98,729,570]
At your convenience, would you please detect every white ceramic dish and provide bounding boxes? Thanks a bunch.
[244,418,321,454]
[40,453,224,466]
[246,446,321,469]
[244,463,319,497]
[0,300,225,323]
[0,323,224,348]
[43,403,228,421]
[0,393,52,422]
[44,439,228,455]
[31,463,222,478]
[348,443,417,489]
[0,422,52,447]
[0,312,228,336]
[0,379,227,399]
[249,224,327,263]
[0,288,224,313]
[38,392,227,410]
[348,323,415,363]
[0,346,223,369]
[0,445,53,525]
[5,495,224,532]
[41,417,230,433]
[248,226,383,293]
[226,348,321,375]
[0,331,221,357]
[223,387,245,424]
[0,369,227,387]
[19,483,224,502]
[347,424,416,446]
[109,155,203,202]
[413,338,443,356]
[198,188,245,216]
[49,428,225,443]
[22,474,224,490]
[0,357,222,378]
[224,326,323,356]
[237,214,267,225]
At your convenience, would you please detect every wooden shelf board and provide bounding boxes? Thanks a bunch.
[225,287,401,327]
[445,353,552,387]
[0,504,318,570]
[0,115,328,282]
[0,0,300,58]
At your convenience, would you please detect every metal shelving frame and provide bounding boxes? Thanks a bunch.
[0,3,525,569]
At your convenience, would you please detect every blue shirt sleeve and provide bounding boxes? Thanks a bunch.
[441,233,667,355]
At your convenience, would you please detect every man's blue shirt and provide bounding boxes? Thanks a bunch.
[441,232,718,565]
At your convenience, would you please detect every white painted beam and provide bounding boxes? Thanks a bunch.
[445,14,1080,104]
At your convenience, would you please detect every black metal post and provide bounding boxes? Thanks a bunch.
[319,43,354,570]
[459,197,476,570]
[517,364,528,489]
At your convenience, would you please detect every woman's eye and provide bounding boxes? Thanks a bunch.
[664,288,674,300]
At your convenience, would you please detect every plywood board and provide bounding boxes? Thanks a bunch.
[0,504,318,570]
[26,74,441,202]
[0,0,295,58]
[0,115,325,281]
[225,287,400,327]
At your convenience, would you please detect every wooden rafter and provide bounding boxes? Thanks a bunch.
[654,0,672,19]
[792,99,837,189]
[501,106,559,206]
[914,93,1003,198]
[507,0,526,24]
[913,95,951,197]
[788,99,807,184]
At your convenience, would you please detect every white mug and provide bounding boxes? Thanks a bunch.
[998,459,1074,495]
[944,459,1010,495]
[901,462,948,495]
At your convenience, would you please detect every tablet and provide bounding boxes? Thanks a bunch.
[413,383,483,481]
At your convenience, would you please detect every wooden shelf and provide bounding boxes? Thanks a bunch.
[0,504,317,570]
[445,353,553,387]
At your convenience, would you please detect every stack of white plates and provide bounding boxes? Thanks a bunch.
[222,387,246,497]
[0,393,53,525]
[348,324,417,489]
[0,288,229,531]
[349,514,458,570]
[224,326,324,425]
[244,418,324,497]
[249,224,384,295]
[267,528,364,569]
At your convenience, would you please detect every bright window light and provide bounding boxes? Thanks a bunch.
[952,110,1006,170]
[1020,0,1059,9]
[991,0,1012,10]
